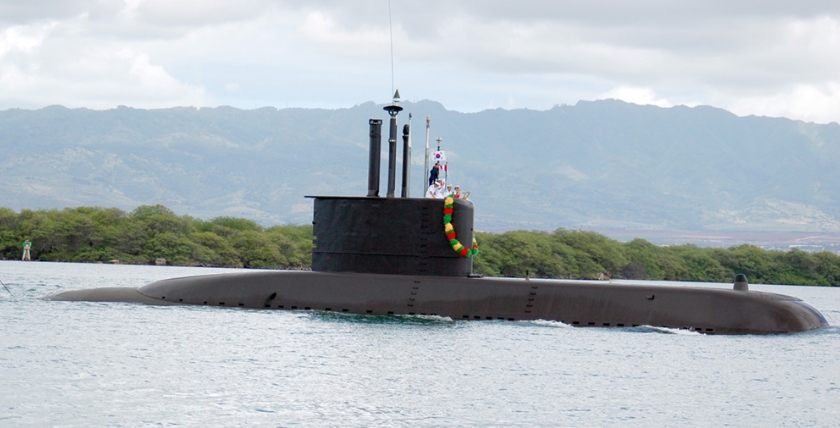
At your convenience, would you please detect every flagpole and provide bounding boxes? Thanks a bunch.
[435,137,446,184]
[423,116,430,195]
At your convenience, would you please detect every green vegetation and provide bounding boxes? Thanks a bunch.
[472,229,840,286]
[2,206,840,285]
[0,205,313,269]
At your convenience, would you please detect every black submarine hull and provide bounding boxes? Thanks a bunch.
[49,270,828,335]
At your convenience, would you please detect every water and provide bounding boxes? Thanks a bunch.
[2,261,839,427]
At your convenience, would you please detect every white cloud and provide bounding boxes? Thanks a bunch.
[132,0,270,27]
[0,1,839,123]
[0,21,54,56]
[0,16,210,109]
[299,11,389,58]
[725,83,840,124]
[597,86,672,108]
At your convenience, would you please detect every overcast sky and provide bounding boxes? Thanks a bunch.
[2,1,839,123]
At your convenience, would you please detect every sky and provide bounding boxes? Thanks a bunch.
[2,1,839,124]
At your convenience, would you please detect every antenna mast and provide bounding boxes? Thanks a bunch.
[388,0,395,96]
[423,116,430,196]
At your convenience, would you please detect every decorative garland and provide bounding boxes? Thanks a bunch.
[443,194,479,258]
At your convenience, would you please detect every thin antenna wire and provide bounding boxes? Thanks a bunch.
[388,0,395,96]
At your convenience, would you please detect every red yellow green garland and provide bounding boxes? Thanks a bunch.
[443,194,479,258]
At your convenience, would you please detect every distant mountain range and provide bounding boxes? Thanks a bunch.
[3,100,840,235]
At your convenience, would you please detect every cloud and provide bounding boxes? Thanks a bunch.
[298,10,389,59]
[0,20,54,57]
[0,12,210,109]
[597,87,672,108]
[131,0,270,27]
[725,83,840,124]
[0,0,839,123]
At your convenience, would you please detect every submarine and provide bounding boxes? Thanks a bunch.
[49,95,829,335]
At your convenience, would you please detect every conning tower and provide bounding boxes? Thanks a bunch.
[309,93,474,277]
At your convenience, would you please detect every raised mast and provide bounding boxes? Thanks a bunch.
[383,89,403,198]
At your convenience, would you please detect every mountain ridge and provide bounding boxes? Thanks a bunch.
[3,99,840,234]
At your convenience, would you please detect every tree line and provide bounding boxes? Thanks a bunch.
[0,205,312,269]
[2,205,839,286]
[473,229,840,286]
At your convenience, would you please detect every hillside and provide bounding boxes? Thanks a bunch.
[2,100,840,233]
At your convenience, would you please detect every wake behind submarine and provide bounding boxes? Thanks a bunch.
[50,95,828,335]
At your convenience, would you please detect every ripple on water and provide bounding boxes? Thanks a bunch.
[310,311,456,326]
[1,261,840,426]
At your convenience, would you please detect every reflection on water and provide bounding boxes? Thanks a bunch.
[1,260,840,427]
[311,311,457,326]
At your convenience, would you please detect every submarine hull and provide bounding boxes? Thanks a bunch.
[48,270,828,335]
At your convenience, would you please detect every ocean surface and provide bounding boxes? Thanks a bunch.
[1,260,839,427]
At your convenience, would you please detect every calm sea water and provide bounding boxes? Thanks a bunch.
[1,260,839,427]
